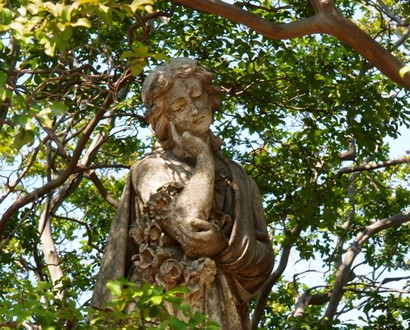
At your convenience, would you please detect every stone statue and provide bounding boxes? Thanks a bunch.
[91,58,274,329]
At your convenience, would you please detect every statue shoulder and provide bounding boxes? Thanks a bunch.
[131,151,170,180]
[131,151,167,171]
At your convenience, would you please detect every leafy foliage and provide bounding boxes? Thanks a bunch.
[0,277,217,329]
[1,0,410,329]
[90,278,219,330]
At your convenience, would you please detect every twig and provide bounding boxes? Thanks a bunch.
[0,85,116,240]
[375,0,408,26]
[84,171,119,208]
[52,214,103,254]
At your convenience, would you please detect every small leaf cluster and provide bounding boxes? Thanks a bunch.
[89,278,219,330]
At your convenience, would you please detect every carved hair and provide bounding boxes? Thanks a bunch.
[142,58,221,150]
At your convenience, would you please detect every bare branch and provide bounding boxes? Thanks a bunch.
[292,291,333,318]
[380,274,410,285]
[323,208,410,323]
[393,24,410,49]
[251,224,303,329]
[338,156,410,174]
[0,64,134,241]
[172,0,323,38]
[41,125,72,163]
[0,148,40,204]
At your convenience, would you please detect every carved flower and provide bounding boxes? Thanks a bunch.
[129,225,144,245]
[132,247,173,283]
[144,222,162,242]
[155,259,189,290]
[138,244,156,269]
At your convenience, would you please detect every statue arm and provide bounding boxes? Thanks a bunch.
[174,148,214,219]
[165,142,229,257]
[134,145,227,258]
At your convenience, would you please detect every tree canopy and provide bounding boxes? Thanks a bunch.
[1,0,410,328]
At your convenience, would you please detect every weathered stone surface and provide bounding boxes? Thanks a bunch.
[91,58,274,329]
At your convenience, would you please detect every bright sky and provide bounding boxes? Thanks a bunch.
[386,125,410,158]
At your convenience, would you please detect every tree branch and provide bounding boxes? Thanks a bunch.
[172,0,323,38]
[0,147,40,204]
[84,171,119,208]
[52,214,103,253]
[292,290,333,318]
[338,156,410,175]
[38,196,65,298]
[0,64,134,241]
[172,0,410,90]
[38,142,65,298]
[251,224,303,329]
[323,208,410,323]
[0,70,131,240]
[376,0,408,26]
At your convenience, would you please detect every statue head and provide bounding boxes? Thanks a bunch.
[142,58,220,150]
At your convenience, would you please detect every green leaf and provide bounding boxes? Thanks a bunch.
[106,281,122,296]
[9,21,24,31]
[130,0,155,12]
[314,73,326,80]
[0,71,7,88]
[50,102,68,115]
[151,53,169,61]
[150,295,163,305]
[12,114,32,128]
[131,43,149,57]
[36,114,53,128]
[61,4,73,22]
[71,17,92,28]
[120,50,137,60]
[0,7,13,25]
[43,39,57,56]
[130,58,145,75]
[162,318,187,330]
[13,129,35,150]
[36,281,52,291]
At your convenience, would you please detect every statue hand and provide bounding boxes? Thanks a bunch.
[170,122,211,157]
[178,219,228,258]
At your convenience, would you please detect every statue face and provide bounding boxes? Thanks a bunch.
[163,77,213,135]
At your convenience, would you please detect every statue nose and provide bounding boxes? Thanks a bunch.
[187,99,198,114]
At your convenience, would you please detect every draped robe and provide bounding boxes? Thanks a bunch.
[91,148,274,329]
